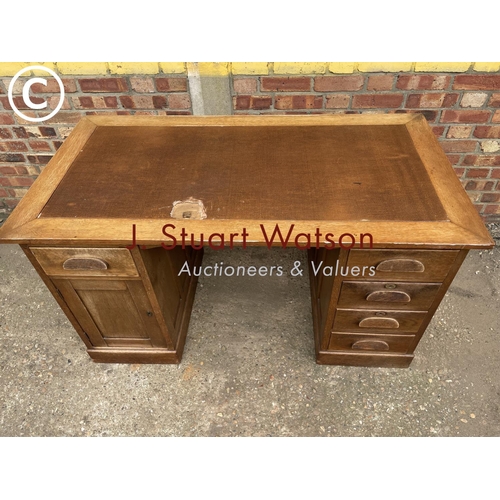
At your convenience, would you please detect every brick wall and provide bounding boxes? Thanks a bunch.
[1,62,500,223]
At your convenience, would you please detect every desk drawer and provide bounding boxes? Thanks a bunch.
[30,247,139,278]
[329,332,414,354]
[333,308,427,334]
[338,281,441,310]
[347,249,459,282]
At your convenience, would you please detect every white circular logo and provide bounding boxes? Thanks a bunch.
[8,65,65,123]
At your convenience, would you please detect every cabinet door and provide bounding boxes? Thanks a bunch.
[52,278,168,348]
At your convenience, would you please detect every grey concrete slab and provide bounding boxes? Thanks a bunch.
[0,239,499,437]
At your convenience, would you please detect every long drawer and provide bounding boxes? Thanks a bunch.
[338,281,441,310]
[328,332,415,353]
[347,249,459,282]
[333,308,428,334]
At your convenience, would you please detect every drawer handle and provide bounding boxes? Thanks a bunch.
[359,317,400,329]
[366,290,411,303]
[63,257,108,271]
[352,340,390,351]
[376,259,425,273]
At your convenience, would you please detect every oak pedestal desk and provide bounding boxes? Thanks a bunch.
[0,114,493,368]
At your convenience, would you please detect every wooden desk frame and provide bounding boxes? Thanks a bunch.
[0,114,494,367]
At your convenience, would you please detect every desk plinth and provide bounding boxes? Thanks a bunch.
[0,114,493,367]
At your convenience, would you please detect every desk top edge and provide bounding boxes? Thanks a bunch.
[0,113,494,249]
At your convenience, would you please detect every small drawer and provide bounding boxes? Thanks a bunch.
[347,249,459,282]
[338,281,441,310]
[328,332,415,353]
[30,247,139,277]
[333,308,427,334]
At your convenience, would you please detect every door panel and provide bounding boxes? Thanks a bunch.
[52,278,167,348]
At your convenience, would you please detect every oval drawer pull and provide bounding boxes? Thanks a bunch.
[376,258,425,273]
[359,317,400,329]
[352,340,390,351]
[366,290,411,303]
[63,257,108,271]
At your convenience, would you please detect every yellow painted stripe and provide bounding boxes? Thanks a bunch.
[414,62,471,72]
[473,62,500,72]
[0,62,499,77]
[358,62,413,72]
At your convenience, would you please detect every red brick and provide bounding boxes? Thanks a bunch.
[453,75,500,90]
[406,93,458,108]
[432,126,445,137]
[12,127,28,138]
[0,95,45,110]
[5,198,20,208]
[443,94,460,107]
[453,167,465,177]
[9,176,34,187]
[484,204,500,214]
[168,94,191,109]
[15,166,28,174]
[79,78,128,92]
[53,141,63,150]
[366,75,394,91]
[234,95,272,110]
[439,140,477,153]
[0,188,8,197]
[0,128,12,139]
[275,95,323,110]
[155,77,188,92]
[396,75,451,90]
[446,154,461,164]
[474,126,500,139]
[0,113,14,125]
[441,110,491,123]
[466,168,490,178]
[0,166,16,174]
[152,96,167,109]
[492,110,500,123]
[31,78,77,93]
[76,96,93,108]
[492,168,500,179]
[326,94,350,108]
[233,78,257,94]
[164,110,191,115]
[41,112,82,124]
[314,76,364,92]
[481,192,500,202]
[489,94,500,107]
[462,155,477,166]
[38,126,57,137]
[0,141,28,152]
[261,77,311,92]
[0,153,25,162]
[119,96,149,109]
[352,94,403,108]
[26,155,52,164]
[29,140,52,152]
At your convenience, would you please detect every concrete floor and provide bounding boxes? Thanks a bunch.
[1,233,499,436]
